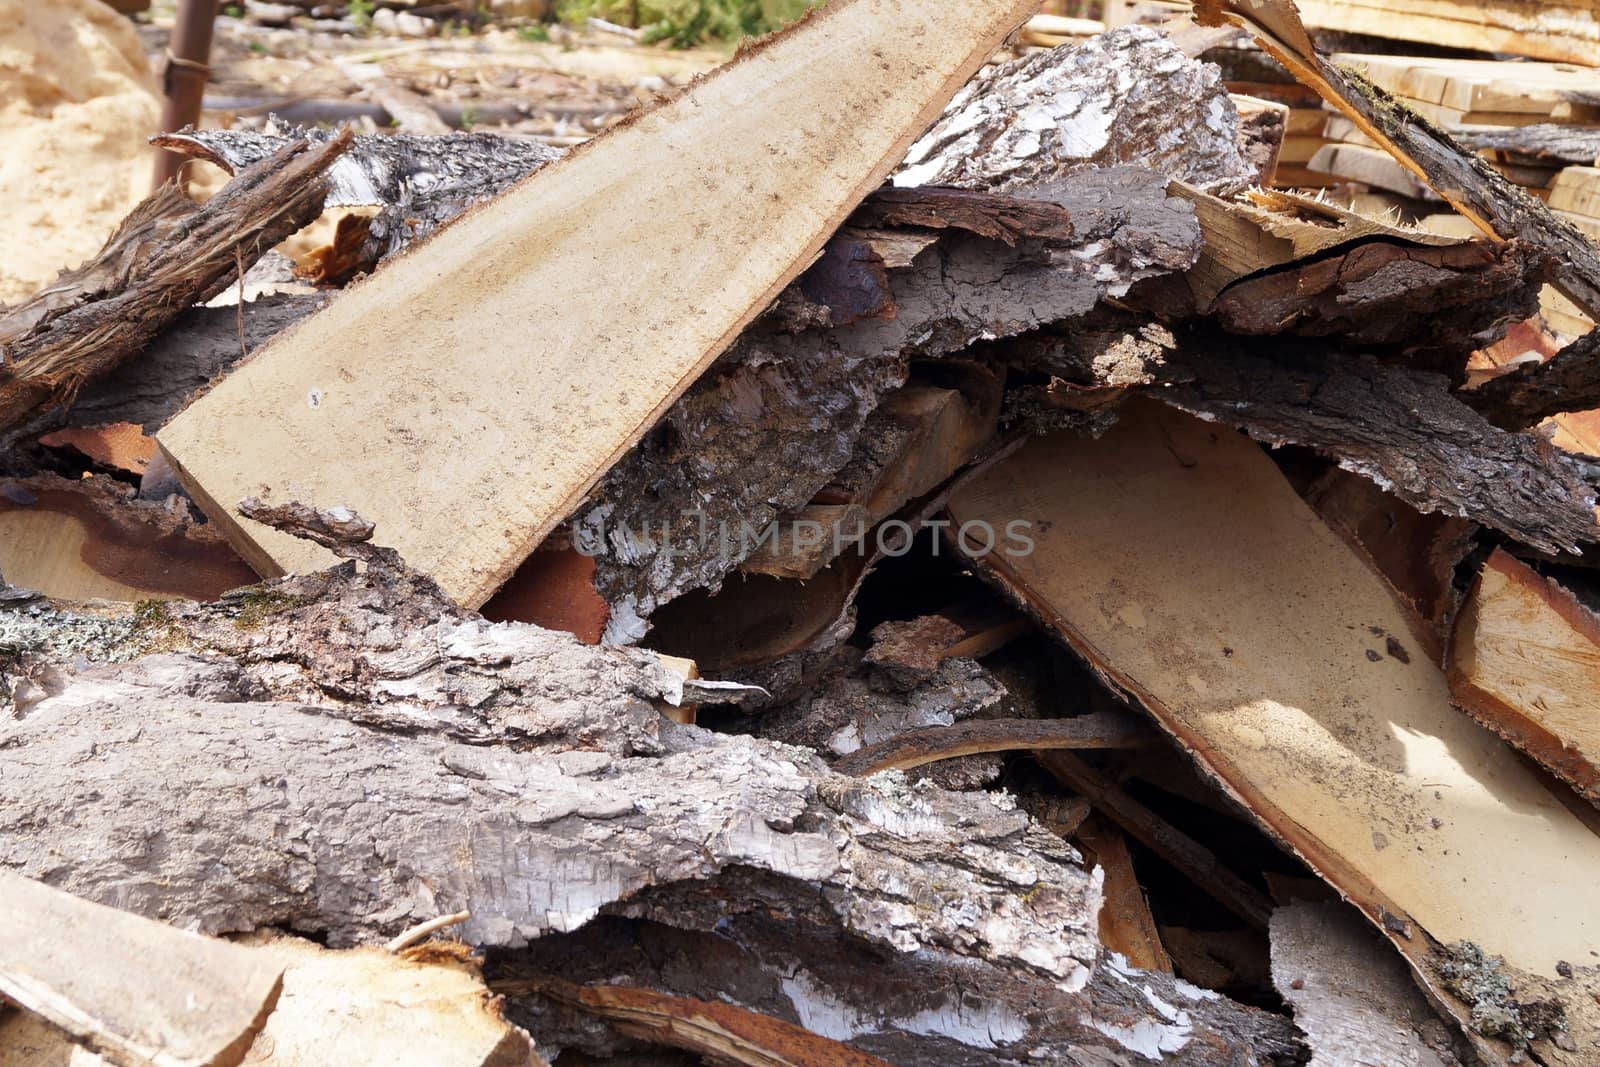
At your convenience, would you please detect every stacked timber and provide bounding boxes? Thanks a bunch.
[1298,0,1600,65]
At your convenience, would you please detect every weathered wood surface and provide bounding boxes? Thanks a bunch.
[897,26,1255,194]
[0,518,1300,1066]
[1198,0,1600,323]
[1014,320,1600,555]
[1271,902,1468,1067]
[1465,327,1600,430]
[157,0,1041,609]
[1458,123,1600,164]
[1209,238,1545,357]
[581,167,1201,638]
[947,401,1600,1066]
[831,713,1151,776]
[0,870,283,1067]
[1450,548,1600,806]
[154,127,561,265]
[0,134,348,436]
[493,903,1301,1065]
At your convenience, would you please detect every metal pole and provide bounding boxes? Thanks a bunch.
[152,0,218,190]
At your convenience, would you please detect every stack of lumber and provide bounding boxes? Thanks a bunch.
[1277,52,1600,333]
[1298,0,1600,65]
[1300,54,1600,201]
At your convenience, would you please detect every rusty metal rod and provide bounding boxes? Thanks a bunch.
[153,0,218,190]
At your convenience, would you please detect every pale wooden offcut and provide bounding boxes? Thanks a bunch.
[0,870,283,1067]
[947,402,1600,1063]
[158,0,1036,608]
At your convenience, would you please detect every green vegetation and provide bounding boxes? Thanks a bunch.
[552,0,821,48]
[230,588,299,631]
[348,0,375,28]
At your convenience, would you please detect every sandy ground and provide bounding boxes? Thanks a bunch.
[0,0,159,306]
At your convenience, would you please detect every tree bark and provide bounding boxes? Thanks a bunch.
[1015,319,1600,555]
[0,523,1301,1066]
[0,133,351,436]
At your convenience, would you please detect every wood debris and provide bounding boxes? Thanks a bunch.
[9,3,1600,1065]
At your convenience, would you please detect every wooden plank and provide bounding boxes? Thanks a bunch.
[0,871,283,1067]
[1550,165,1600,215]
[1075,816,1174,974]
[1308,142,1443,198]
[1334,53,1600,115]
[157,0,1037,609]
[1299,0,1600,65]
[947,401,1600,1063]
[1450,549,1600,806]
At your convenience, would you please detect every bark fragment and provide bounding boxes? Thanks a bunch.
[1015,320,1600,555]
[897,26,1255,194]
[0,133,350,435]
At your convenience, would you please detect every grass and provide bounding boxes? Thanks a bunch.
[552,0,822,47]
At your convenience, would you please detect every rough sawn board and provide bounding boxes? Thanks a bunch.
[947,402,1600,1064]
[157,0,1037,607]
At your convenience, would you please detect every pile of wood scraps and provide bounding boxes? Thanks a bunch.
[5,1,1600,1065]
[1298,0,1600,66]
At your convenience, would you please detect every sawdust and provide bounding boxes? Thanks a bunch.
[0,0,158,306]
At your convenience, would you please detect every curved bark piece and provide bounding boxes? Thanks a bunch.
[832,712,1151,776]
[0,133,350,435]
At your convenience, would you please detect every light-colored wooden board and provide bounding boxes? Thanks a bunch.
[1335,53,1600,115]
[157,0,1037,608]
[1308,142,1440,198]
[1551,165,1600,215]
[1300,0,1600,66]
[0,871,283,1067]
[1450,548,1600,804]
[946,401,1600,1060]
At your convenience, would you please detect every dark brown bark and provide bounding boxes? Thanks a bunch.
[1014,320,1600,555]
[1463,328,1600,432]
[1210,238,1546,359]
[0,133,351,436]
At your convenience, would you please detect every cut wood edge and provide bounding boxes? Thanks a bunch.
[1449,548,1600,806]
[157,0,1041,609]
[0,870,283,1067]
[947,400,1600,1064]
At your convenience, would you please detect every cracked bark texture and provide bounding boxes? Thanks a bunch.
[1210,239,1546,364]
[0,566,1089,968]
[0,558,1299,1064]
[896,26,1255,195]
[1015,320,1600,555]
[493,890,1303,1066]
[579,167,1202,641]
[0,133,349,436]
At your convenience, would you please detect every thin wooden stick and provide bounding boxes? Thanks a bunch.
[833,713,1151,777]
[1035,750,1275,929]
[384,910,471,953]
